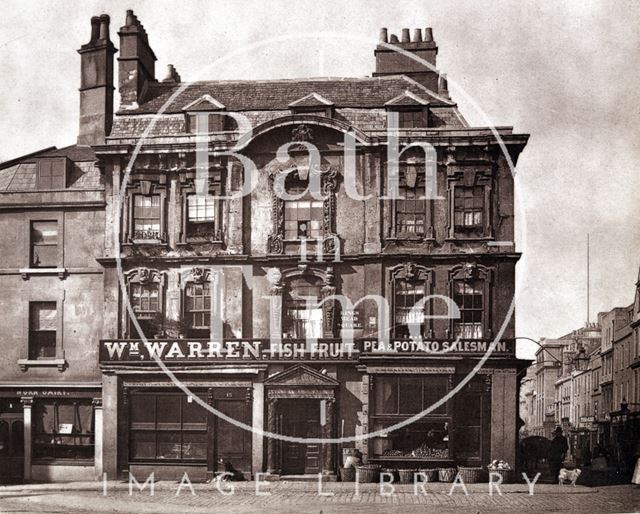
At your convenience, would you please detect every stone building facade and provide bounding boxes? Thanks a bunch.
[0,11,530,481]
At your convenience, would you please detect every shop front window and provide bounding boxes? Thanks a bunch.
[372,375,450,459]
[129,393,208,463]
[33,400,94,461]
[372,420,450,459]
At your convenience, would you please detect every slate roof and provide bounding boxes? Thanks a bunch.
[122,75,454,115]
[0,145,102,192]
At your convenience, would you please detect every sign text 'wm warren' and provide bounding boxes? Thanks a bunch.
[99,339,512,363]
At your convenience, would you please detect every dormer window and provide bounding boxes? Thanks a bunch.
[289,93,334,118]
[398,109,427,128]
[385,91,429,129]
[37,158,70,190]
[183,95,228,134]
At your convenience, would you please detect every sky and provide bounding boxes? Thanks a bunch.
[1,0,639,359]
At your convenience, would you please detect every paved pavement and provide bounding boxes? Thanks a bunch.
[0,480,638,513]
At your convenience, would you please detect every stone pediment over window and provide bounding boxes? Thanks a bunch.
[265,364,339,388]
[182,94,226,111]
[385,90,429,107]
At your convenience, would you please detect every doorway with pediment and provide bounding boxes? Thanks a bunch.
[264,364,338,478]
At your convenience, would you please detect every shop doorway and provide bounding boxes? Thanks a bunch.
[0,410,24,481]
[280,399,321,475]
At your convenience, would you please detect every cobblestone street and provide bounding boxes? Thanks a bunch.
[0,481,638,513]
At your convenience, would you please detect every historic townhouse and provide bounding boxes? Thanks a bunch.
[0,11,530,481]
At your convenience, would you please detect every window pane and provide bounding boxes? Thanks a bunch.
[131,395,156,427]
[182,396,207,427]
[156,396,181,427]
[131,431,156,460]
[374,377,398,414]
[424,376,448,415]
[31,222,58,244]
[31,303,57,330]
[157,432,181,460]
[187,194,216,222]
[181,431,208,460]
[399,377,422,414]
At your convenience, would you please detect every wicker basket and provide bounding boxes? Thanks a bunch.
[339,466,356,482]
[356,465,381,483]
[458,467,485,483]
[398,469,416,484]
[417,468,438,482]
[438,467,457,482]
[489,468,515,484]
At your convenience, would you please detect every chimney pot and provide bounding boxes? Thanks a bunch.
[89,16,100,44]
[125,10,135,26]
[413,28,422,42]
[401,28,410,43]
[424,27,434,42]
[98,14,110,41]
[389,34,399,44]
[379,28,388,43]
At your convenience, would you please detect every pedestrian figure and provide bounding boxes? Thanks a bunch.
[548,427,569,481]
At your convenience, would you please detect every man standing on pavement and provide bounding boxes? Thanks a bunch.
[548,426,569,481]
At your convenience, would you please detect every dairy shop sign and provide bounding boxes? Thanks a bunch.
[99,338,512,364]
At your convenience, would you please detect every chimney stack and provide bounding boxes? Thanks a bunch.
[162,64,181,84]
[77,14,116,146]
[118,10,157,110]
[379,28,388,43]
[373,26,439,90]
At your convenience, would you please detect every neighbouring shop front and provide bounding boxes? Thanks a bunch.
[0,384,101,482]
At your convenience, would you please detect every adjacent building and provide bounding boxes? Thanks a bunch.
[0,11,530,481]
[524,271,640,466]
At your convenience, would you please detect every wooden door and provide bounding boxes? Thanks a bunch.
[0,415,24,481]
[280,400,321,475]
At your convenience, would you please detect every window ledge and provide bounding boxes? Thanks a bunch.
[386,236,435,243]
[445,237,494,243]
[20,268,67,280]
[32,459,94,466]
[18,358,66,372]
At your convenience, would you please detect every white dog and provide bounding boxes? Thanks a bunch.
[558,468,581,486]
